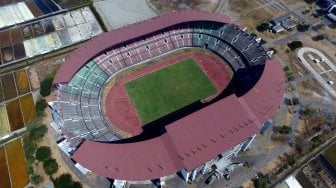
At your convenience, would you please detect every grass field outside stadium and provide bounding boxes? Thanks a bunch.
[125,58,217,125]
[324,143,336,166]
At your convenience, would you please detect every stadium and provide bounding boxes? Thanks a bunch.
[51,10,285,186]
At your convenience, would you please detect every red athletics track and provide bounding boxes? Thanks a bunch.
[104,52,232,136]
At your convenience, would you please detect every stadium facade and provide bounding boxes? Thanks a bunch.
[51,10,285,187]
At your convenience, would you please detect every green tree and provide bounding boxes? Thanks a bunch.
[279,125,291,134]
[36,146,51,161]
[292,97,300,105]
[54,173,82,188]
[287,156,296,166]
[30,173,41,185]
[297,24,310,32]
[256,23,270,32]
[36,99,48,117]
[40,76,54,97]
[43,158,58,176]
[312,34,326,41]
[29,124,47,141]
[287,41,303,51]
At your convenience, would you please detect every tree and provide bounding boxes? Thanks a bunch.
[312,34,326,41]
[287,156,296,166]
[29,124,47,141]
[297,24,310,32]
[287,41,302,51]
[292,97,300,105]
[250,33,258,38]
[43,158,58,176]
[36,99,48,117]
[30,173,41,185]
[36,146,51,161]
[54,173,82,188]
[256,23,270,32]
[40,76,54,97]
[279,125,291,134]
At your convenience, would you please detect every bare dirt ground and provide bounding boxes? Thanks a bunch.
[274,31,336,103]
[27,53,68,92]
[279,0,309,9]
[148,0,220,13]
[226,0,286,34]
[261,156,282,175]
[36,97,89,188]
[241,180,255,188]
[301,33,336,64]
[298,79,334,103]
[318,26,336,42]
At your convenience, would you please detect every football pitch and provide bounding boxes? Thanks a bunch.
[125,58,217,125]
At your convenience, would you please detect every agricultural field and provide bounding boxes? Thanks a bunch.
[0,105,10,137]
[125,58,217,124]
[19,94,35,124]
[0,69,32,104]
[0,147,11,188]
[14,69,30,96]
[1,73,17,100]
[6,99,24,132]
[5,139,29,188]
[324,143,336,166]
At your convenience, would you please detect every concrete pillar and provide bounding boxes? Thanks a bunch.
[191,169,197,181]
[180,169,190,182]
[242,134,257,151]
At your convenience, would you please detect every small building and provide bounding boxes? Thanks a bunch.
[269,14,296,33]
[281,20,296,30]
[271,24,285,33]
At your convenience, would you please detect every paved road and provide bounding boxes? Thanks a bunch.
[298,47,336,99]
[301,100,336,111]
[265,31,304,48]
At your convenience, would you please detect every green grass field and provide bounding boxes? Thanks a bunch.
[125,58,217,125]
[324,143,336,166]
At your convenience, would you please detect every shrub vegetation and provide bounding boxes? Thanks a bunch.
[287,41,303,51]
[36,146,51,161]
[256,23,270,32]
[43,158,58,176]
[40,77,53,97]
[297,24,310,32]
[54,173,82,188]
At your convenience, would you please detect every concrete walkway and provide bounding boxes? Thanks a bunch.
[297,47,336,99]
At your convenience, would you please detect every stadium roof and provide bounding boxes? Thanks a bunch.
[53,10,232,84]
[72,60,285,181]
